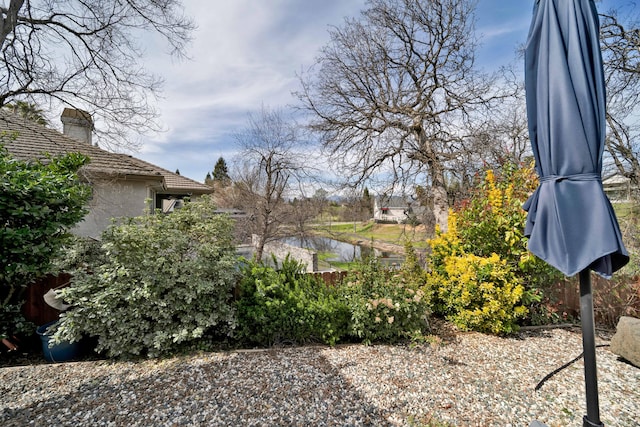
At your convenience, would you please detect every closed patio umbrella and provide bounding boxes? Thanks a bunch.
[523,0,629,426]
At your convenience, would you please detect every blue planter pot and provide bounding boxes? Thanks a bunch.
[36,320,83,363]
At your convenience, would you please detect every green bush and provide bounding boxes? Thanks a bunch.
[0,304,35,338]
[341,243,431,344]
[53,196,239,358]
[237,244,431,347]
[0,143,90,339]
[236,255,350,346]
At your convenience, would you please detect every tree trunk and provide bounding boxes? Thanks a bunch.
[432,183,449,233]
[418,127,449,233]
[253,204,272,262]
[0,0,25,48]
[431,167,449,233]
[254,233,265,262]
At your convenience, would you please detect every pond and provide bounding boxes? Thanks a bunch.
[281,236,404,267]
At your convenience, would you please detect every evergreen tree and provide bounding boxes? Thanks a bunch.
[175,169,180,175]
[212,157,231,186]
[362,187,373,216]
[204,172,213,186]
[3,101,49,126]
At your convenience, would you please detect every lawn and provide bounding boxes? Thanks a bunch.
[612,201,639,220]
[312,220,431,250]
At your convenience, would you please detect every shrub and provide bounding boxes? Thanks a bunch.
[427,250,528,334]
[454,164,562,293]
[236,255,350,346]
[236,243,431,347]
[53,196,238,358]
[0,143,90,340]
[0,304,35,338]
[341,243,431,344]
[426,163,561,333]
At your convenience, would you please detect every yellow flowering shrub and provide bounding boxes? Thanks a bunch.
[428,251,527,334]
[426,163,563,333]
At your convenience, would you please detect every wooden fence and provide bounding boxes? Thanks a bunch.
[22,273,72,326]
[309,271,349,286]
[22,271,639,329]
[548,275,640,328]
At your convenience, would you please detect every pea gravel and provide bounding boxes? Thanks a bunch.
[1,328,638,426]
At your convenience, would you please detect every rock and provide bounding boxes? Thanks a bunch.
[610,316,640,368]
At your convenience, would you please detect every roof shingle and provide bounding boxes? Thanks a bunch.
[0,110,212,194]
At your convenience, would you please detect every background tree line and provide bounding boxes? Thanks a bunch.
[215,0,640,249]
[2,0,639,249]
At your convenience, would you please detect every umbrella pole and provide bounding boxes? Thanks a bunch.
[579,269,604,427]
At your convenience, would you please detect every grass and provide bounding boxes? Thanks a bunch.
[308,221,427,271]
[315,252,334,270]
[326,260,356,271]
[325,221,374,234]
[314,220,430,249]
[317,249,362,271]
[612,201,638,220]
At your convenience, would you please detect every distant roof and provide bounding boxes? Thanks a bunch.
[123,155,212,194]
[376,195,415,208]
[602,173,631,186]
[0,110,212,194]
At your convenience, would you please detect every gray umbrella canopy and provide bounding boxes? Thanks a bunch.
[525,1,630,425]
[524,0,629,278]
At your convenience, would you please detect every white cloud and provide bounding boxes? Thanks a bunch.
[478,20,529,41]
[135,0,545,182]
[136,0,367,181]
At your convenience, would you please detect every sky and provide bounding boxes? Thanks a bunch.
[133,0,624,184]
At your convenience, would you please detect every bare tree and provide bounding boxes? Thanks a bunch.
[232,107,309,261]
[469,80,531,166]
[288,197,322,241]
[340,187,371,226]
[297,0,499,231]
[600,8,640,190]
[0,0,194,150]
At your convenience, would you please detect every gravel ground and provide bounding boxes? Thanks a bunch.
[1,327,638,426]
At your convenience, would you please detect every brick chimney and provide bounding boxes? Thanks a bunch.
[61,108,93,145]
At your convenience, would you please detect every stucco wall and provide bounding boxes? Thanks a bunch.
[73,179,154,239]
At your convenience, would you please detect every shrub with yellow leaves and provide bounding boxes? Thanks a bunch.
[428,251,527,334]
[426,162,563,333]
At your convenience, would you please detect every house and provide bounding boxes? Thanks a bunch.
[602,173,637,203]
[0,108,213,238]
[373,195,423,223]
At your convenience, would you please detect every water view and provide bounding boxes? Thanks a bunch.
[281,236,404,266]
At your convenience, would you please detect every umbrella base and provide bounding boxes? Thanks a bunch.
[583,415,604,427]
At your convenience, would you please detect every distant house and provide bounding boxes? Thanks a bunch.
[1,108,213,239]
[603,173,637,203]
[373,195,423,223]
